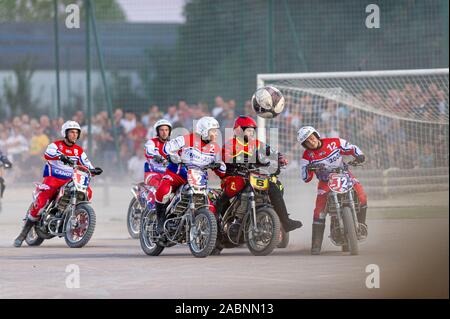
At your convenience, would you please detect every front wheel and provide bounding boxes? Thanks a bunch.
[342,207,359,255]
[25,226,45,246]
[140,209,165,256]
[127,197,142,239]
[188,209,217,258]
[64,204,96,248]
[246,207,281,256]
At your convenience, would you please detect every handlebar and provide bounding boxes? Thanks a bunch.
[307,161,363,173]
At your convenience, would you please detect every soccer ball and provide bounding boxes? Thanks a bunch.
[251,85,285,119]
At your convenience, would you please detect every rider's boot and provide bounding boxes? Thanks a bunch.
[155,202,167,234]
[357,205,367,226]
[357,205,368,238]
[214,193,230,216]
[282,214,303,233]
[13,218,36,247]
[0,176,5,198]
[268,183,302,232]
[311,222,325,255]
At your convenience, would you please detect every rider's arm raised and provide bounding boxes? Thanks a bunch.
[338,138,363,158]
[300,152,314,183]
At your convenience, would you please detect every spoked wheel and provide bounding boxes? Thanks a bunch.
[246,207,281,256]
[188,209,217,258]
[342,207,359,255]
[140,209,165,256]
[64,204,96,248]
[127,198,142,239]
[25,225,45,246]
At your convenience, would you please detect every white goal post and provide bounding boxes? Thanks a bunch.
[256,68,449,197]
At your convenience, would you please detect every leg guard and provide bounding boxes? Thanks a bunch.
[311,222,325,255]
[357,205,367,225]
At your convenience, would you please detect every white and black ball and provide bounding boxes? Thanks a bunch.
[251,85,285,119]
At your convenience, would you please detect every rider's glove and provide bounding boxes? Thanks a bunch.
[168,154,181,164]
[153,155,165,164]
[0,155,12,168]
[90,167,103,176]
[59,154,72,165]
[355,154,365,164]
[306,163,324,171]
[278,153,288,167]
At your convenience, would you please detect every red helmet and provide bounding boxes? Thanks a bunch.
[233,116,257,130]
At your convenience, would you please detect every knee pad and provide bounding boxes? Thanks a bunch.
[155,180,172,204]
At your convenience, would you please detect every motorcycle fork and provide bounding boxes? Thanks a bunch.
[249,189,258,232]
[185,188,195,243]
[332,192,345,236]
[347,191,360,234]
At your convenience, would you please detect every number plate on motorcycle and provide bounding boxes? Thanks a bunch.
[328,173,353,193]
[187,169,207,189]
[250,173,269,190]
[73,169,89,191]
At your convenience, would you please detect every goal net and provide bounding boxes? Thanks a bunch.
[257,69,449,198]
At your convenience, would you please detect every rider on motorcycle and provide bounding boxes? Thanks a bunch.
[154,116,226,233]
[13,121,103,247]
[297,126,367,255]
[216,115,303,232]
[144,119,172,187]
[0,150,13,199]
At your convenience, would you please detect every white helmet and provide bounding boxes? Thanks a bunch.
[61,120,81,139]
[297,126,321,145]
[195,116,220,140]
[153,119,172,136]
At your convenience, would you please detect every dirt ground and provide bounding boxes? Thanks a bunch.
[0,182,448,299]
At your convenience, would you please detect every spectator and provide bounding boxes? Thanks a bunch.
[418,144,435,168]
[211,96,225,118]
[127,149,146,182]
[163,105,179,124]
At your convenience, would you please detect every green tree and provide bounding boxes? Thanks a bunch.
[0,0,126,22]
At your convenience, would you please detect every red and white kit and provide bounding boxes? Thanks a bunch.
[144,137,168,187]
[28,140,94,221]
[300,137,367,222]
[155,133,226,206]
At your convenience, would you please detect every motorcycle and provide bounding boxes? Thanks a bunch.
[214,163,281,256]
[309,161,368,255]
[139,161,219,258]
[0,154,12,213]
[24,160,100,248]
[127,182,157,239]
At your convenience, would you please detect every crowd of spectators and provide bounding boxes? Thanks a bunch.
[0,82,448,183]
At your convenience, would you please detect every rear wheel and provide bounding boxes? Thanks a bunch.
[127,197,142,239]
[246,207,281,256]
[188,209,217,258]
[342,207,359,255]
[140,209,165,256]
[25,226,45,246]
[64,204,96,248]
[277,226,290,249]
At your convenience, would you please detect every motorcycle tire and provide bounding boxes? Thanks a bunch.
[277,226,289,249]
[127,197,141,239]
[246,207,281,256]
[64,203,96,248]
[342,207,359,255]
[140,209,165,256]
[25,226,45,246]
[188,208,218,258]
